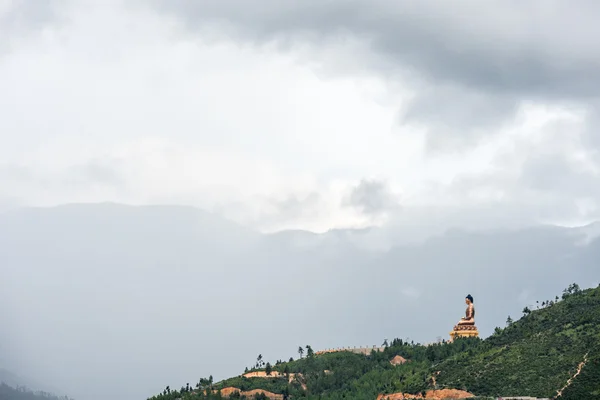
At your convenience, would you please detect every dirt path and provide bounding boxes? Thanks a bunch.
[555,352,588,398]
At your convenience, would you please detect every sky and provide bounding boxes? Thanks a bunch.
[2,0,600,233]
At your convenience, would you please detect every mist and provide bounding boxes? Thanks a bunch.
[1,203,598,400]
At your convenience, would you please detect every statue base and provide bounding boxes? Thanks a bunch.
[449,324,479,341]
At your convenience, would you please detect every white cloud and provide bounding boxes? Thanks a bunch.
[1,0,599,232]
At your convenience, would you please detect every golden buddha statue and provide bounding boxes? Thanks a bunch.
[449,294,479,341]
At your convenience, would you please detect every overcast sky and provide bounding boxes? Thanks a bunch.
[4,3,600,400]
[2,0,600,233]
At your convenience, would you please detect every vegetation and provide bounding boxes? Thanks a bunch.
[148,283,600,400]
[0,383,73,400]
[435,283,600,398]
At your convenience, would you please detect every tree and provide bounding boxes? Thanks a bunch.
[306,345,314,358]
[563,283,582,299]
[256,354,263,368]
[298,346,304,359]
[522,307,531,315]
[265,362,272,376]
[506,315,513,326]
[382,339,389,347]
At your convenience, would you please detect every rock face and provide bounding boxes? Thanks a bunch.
[217,387,283,400]
[242,370,308,390]
[427,389,475,399]
[390,355,409,366]
[377,389,475,399]
[243,370,300,382]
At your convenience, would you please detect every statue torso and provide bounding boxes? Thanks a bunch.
[465,303,475,319]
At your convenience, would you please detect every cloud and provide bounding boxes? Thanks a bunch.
[519,154,598,196]
[343,178,400,217]
[153,0,600,99]
[0,0,60,54]
[1,0,600,232]
[62,160,124,187]
[231,192,325,232]
[397,85,519,150]
[152,0,600,150]
[0,163,35,182]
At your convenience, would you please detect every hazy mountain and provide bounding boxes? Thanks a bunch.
[1,203,598,400]
[0,368,65,399]
[0,368,23,389]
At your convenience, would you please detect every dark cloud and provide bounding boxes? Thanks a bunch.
[154,0,600,99]
[343,178,400,216]
[150,0,600,151]
[398,84,519,149]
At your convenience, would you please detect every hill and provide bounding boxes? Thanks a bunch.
[148,284,600,399]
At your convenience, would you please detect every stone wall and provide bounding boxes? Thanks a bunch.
[315,346,386,356]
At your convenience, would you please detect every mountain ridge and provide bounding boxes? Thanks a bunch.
[3,202,600,239]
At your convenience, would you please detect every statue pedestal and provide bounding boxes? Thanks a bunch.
[449,324,479,341]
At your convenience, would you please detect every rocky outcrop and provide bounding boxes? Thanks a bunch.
[390,355,409,366]
[217,387,283,400]
[427,390,474,399]
[243,370,299,382]
[377,389,474,399]
[243,370,307,390]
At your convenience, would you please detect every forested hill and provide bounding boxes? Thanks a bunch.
[148,283,600,400]
[0,384,73,400]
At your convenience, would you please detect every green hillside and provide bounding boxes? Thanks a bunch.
[148,283,600,400]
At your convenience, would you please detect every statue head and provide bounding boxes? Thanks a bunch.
[465,294,474,304]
